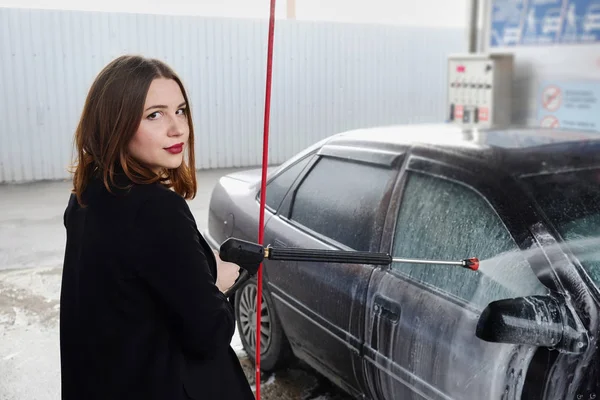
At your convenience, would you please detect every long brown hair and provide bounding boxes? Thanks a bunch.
[71,55,197,205]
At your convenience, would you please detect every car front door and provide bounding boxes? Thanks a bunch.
[263,151,401,397]
[363,153,552,400]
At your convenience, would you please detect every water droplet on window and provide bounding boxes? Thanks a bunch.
[578,342,585,348]
[590,394,596,399]
[577,394,583,399]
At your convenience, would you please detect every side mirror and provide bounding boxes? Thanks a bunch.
[476,295,589,354]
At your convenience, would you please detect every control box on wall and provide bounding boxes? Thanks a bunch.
[447,53,514,129]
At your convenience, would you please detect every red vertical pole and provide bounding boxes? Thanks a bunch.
[256,0,277,399]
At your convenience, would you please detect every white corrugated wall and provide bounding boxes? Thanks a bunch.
[0,7,465,183]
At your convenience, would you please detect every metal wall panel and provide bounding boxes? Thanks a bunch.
[0,7,465,183]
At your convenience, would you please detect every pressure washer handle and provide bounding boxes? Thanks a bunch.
[219,238,264,299]
[219,238,264,276]
[218,238,392,298]
[219,237,392,266]
[224,270,250,299]
[266,246,392,265]
[218,238,479,298]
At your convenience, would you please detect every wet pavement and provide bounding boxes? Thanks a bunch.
[0,169,351,399]
[239,357,351,400]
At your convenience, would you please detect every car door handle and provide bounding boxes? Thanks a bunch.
[373,295,400,323]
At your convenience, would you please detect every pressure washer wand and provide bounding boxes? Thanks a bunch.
[390,256,479,269]
[221,238,479,297]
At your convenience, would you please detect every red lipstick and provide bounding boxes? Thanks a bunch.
[165,142,184,154]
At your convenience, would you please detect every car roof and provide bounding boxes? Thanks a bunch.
[323,124,600,177]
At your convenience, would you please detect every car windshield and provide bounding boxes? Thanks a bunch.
[524,168,600,288]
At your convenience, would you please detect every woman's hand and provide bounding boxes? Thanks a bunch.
[214,251,241,293]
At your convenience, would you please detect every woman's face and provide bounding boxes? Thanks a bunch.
[128,78,190,173]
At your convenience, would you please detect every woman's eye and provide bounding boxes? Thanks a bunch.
[147,112,160,120]
[176,108,187,116]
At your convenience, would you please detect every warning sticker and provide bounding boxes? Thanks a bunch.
[537,80,600,132]
[479,107,489,122]
[455,105,464,120]
[542,85,562,112]
[540,115,560,128]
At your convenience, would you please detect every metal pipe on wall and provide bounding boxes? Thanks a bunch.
[468,0,479,53]
[479,0,490,52]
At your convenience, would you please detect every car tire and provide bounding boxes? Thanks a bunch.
[234,278,293,372]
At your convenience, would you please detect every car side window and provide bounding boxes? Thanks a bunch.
[262,155,312,212]
[289,156,396,251]
[392,171,547,308]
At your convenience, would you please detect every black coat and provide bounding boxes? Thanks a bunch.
[60,176,254,400]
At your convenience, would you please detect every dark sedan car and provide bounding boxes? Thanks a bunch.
[205,124,600,400]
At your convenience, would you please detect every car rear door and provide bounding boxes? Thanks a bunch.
[263,146,402,397]
[363,152,552,400]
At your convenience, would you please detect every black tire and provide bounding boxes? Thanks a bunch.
[234,278,293,372]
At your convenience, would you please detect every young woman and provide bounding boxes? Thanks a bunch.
[60,55,255,400]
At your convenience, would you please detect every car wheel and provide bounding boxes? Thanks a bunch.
[234,278,292,372]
